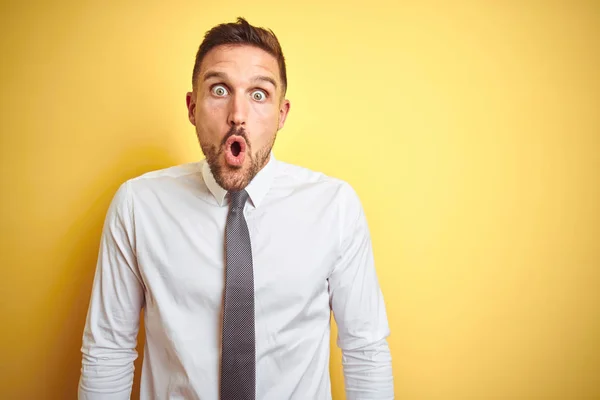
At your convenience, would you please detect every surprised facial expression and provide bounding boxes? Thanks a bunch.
[186,44,291,191]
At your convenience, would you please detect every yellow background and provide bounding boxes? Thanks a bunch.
[1,1,599,398]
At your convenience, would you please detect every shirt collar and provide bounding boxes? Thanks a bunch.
[201,152,277,208]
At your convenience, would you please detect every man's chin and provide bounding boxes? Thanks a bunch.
[222,161,245,171]
[218,177,250,192]
[205,149,268,192]
[214,162,251,191]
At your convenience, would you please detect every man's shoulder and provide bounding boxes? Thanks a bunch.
[274,159,359,201]
[129,161,202,183]
[117,161,204,199]
[275,159,345,188]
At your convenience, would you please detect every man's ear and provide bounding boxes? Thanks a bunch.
[186,92,196,125]
[278,99,291,130]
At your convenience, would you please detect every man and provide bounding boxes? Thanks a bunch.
[79,17,393,399]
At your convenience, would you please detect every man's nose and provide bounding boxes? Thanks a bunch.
[227,92,248,126]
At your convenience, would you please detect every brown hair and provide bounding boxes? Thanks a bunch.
[192,17,287,95]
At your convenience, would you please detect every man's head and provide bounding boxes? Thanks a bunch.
[186,17,291,192]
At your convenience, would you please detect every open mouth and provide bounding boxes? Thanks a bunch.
[231,141,242,157]
[224,135,247,167]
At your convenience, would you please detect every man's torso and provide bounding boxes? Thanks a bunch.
[126,158,349,399]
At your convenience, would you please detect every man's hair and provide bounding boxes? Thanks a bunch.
[192,17,287,95]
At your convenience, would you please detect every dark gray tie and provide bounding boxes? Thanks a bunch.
[221,189,255,400]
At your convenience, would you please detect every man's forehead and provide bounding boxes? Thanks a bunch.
[200,45,280,79]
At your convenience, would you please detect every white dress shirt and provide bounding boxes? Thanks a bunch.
[79,153,393,399]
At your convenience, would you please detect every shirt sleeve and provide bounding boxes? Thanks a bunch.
[328,182,394,399]
[78,181,145,399]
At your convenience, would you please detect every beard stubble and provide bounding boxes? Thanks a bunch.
[199,125,275,191]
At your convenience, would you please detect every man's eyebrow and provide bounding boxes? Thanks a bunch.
[251,75,277,89]
[203,71,277,89]
[203,71,228,82]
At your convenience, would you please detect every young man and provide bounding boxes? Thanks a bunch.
[79,17,394,399]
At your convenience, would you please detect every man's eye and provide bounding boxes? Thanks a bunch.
[252,90,266,101]
[212,85,228,96]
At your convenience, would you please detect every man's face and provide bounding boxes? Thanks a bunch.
[186,44,291,191]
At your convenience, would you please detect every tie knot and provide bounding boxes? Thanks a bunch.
[228,190,249,210]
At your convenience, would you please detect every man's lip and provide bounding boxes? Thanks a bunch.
[224,135,247,166]
[222,129,248,145]
[224,135,247,150]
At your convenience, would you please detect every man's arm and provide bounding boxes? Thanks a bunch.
[328,183,394,399]
[79,181,145,399]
